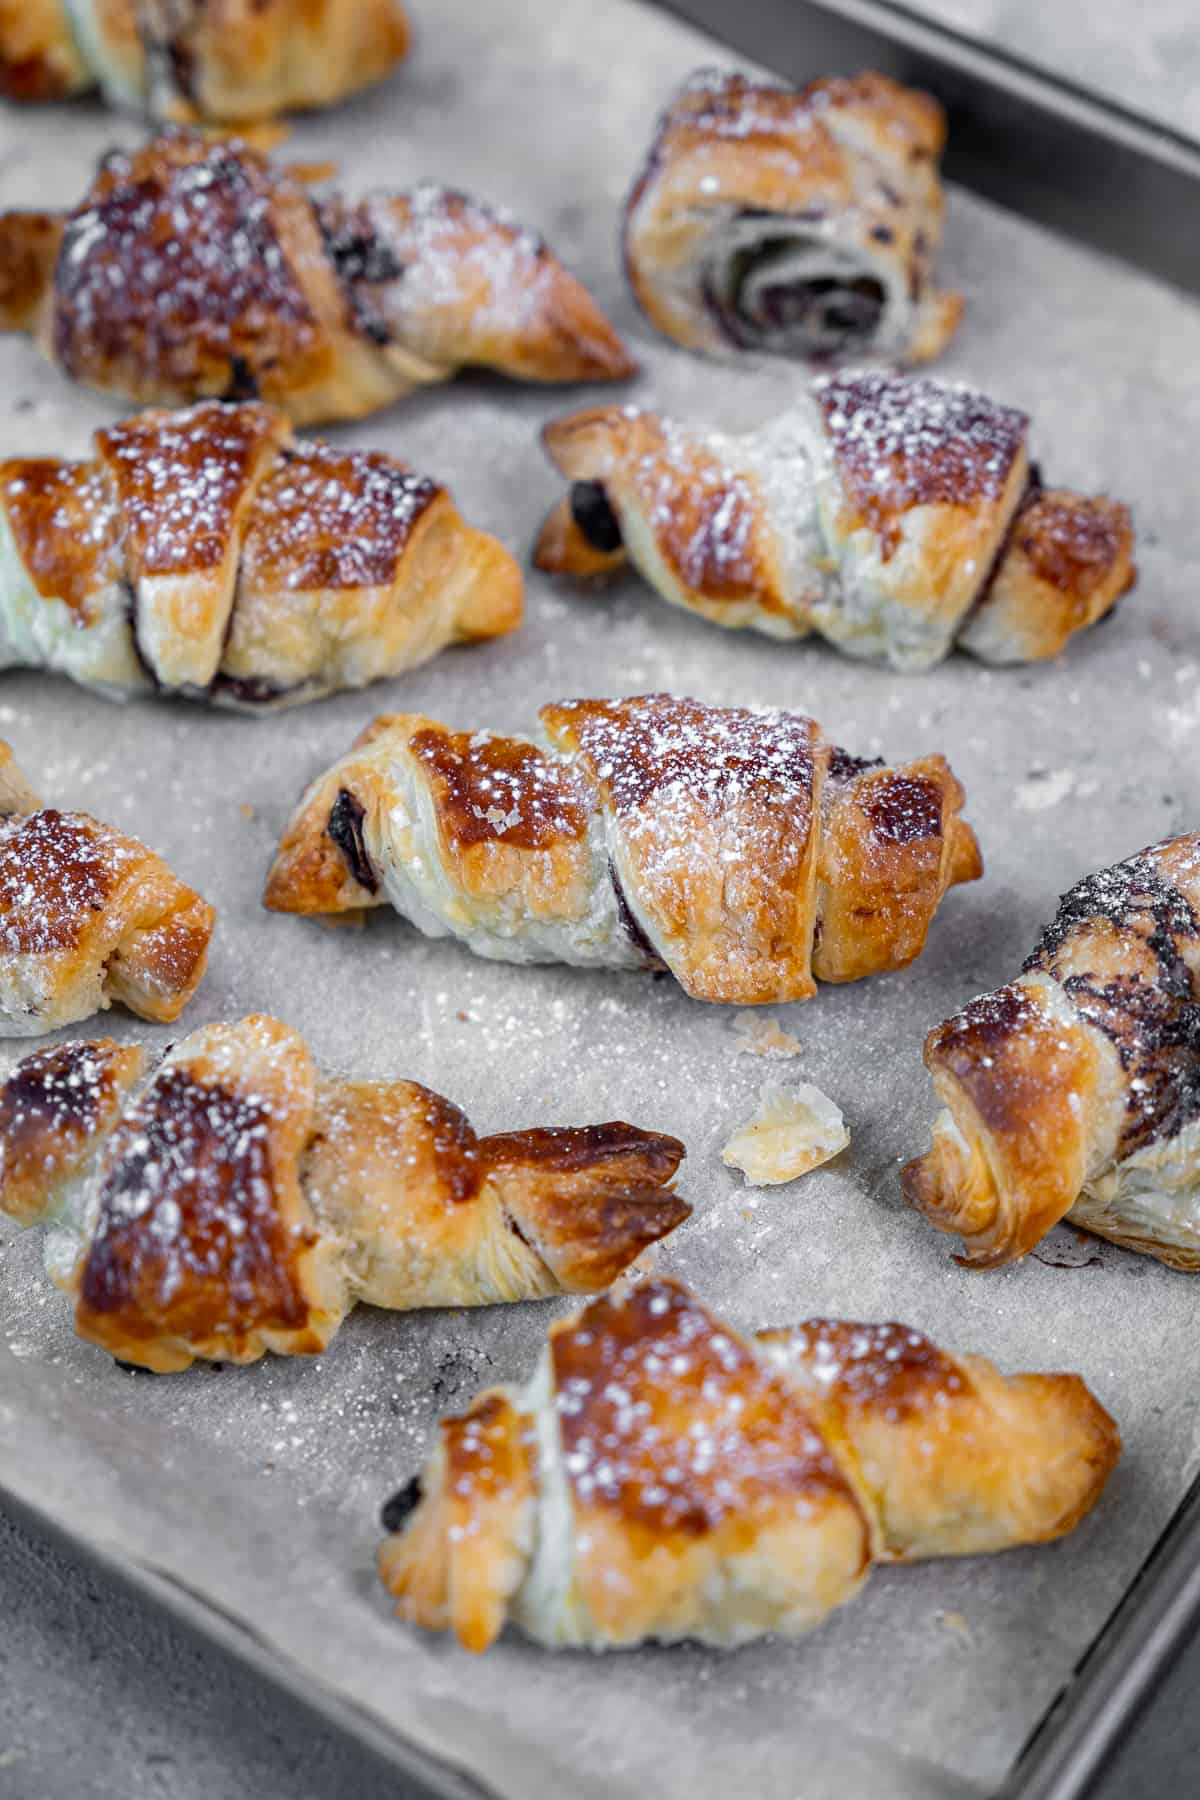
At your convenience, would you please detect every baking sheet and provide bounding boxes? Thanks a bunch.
[897,0,1200,140]
[0,1,1198,1794]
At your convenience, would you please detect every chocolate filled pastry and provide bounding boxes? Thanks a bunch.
[0,1013,689,1371]
[623,69,962,366]
[534,375,1136,671]
[904,835,1200,1269]
[378,1277,1119,1651]
[0,0,411,122]
[0,129,635,424]
[0,399,522,709]
[0,741,213,1035]
[264,693,981,1005]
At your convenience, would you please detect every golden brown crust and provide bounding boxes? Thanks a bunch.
[0,458,123,622]
[0,1017,690,1369]
[817,373,1028,557]
[762,1318,1121,1558]
[539,407,785,610]
[378,1391,536,1654]
[3,134,631,423]
[905,836,1200,1266]
[542,694,827,1004]
[0,1038,146,1229]
[480,1123,688,1292]
[140,0,411,123]
[902,980,1104,1265]
[0,402,522,706]
[265,697,979,1004]
[0,0,87,100]
[553,1283,871,1647]
[963,489,1137,662]
[0,807,215,1031]
[381,1279,1119,1650]
[532,496,627,582]
[97,400,290,688]
[533,385,1132,670]
[75,1016,336,1372]
[49,133,353,416]
[0,212,65,334]
[336,188,636,386]
[813,754,983,983]
[0,0,410,120]
[623,69,960,365]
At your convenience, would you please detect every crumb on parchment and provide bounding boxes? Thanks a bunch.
[730,1009,802,1058]
[721,1079,849,1187]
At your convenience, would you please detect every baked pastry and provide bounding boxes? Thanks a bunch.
[0,1013,689,1371]
[623,69,961,366]
[264,692,981,1005]
[0,0,410,122]
[0,741,213,1035]
[0,130,634,424]
[904,835,1200,1269]
[534,376,1136,671]
[378,1276,1119,1650]
[0,399,521,709]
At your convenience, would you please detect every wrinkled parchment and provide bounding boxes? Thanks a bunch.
[1,1,1199,1794]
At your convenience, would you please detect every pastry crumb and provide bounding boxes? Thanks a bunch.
[239,802,256,821]
[730,1009,802,1058]
[721,1080,849,1186]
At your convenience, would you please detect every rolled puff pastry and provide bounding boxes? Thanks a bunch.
[533,376,1136,671]
[0,743,213,1035]
[0,1015,689,1370]
[0,399,521,709]
[0,131,634,425]
[0,0,411,122]
[378,1279,1119,1650]
[903,834,1200,1268]
[264,694,981,1005]
[623,69,961,365]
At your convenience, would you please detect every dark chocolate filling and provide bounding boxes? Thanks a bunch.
[318,207,406,348]
[609,860,666,969]
[720,235,886,355]
[223,354,260,402]
[327,788,378,894]
[209,673,294,708]
[380,1474,424,1534]
[570,481,623,554]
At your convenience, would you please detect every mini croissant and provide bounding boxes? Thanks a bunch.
[0,130,634,425]
[534,375,1135,671]
[264,693,981,1006]
[624,69,962,366]
[0,1014,689,1372]
[0,742,213,1036]
[0,399,521,708]
[0,0,410,122]
[378,1277,1119,1651]
[904,834,1200,1270]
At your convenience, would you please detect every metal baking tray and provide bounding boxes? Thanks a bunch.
[1,1,1199,1796]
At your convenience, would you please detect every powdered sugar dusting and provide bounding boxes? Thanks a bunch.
[53,132,321,392]
[0,810,134,955]
[98,400,281,575]
[243,444,439,593]
[817,372,1027,525]
[551,1282,848,1530]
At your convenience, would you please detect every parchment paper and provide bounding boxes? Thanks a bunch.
[0,2,1198,1794]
